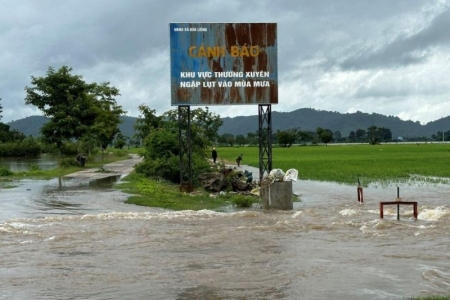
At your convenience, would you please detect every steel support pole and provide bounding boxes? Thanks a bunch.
[178,105,193,191]
[258,104,272,181]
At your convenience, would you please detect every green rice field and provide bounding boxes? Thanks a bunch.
[216,143,450,185]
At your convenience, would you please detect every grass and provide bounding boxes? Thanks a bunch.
[125,147,145,155]
[117,172,259,211]
[216,143,450,185]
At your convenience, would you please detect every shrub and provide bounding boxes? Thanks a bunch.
[135,155,181,183]
[0,167,13,176]
[0,137,41,157]
[114,149,128,157]
[19,137,41,156]
[230,194,257,208]
[135,152,211,185]
[61,142,80,156]
[58,157,79,168]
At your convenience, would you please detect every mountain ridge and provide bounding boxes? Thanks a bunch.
[6,115,138,139]
[5,108,450,139]
[219,108,449,138]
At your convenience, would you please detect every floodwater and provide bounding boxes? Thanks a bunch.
[0,155,117,172]
[0,167,449,300]
[0,156,58,172]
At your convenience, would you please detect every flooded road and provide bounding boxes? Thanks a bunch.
[0,166,449,299]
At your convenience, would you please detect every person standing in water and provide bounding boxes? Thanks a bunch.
[211,147,218,164]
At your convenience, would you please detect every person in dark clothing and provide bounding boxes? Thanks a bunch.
[76,154,86,167]
[211,147,218,164]
[236,153,243,167]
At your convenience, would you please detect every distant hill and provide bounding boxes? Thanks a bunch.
[219,108,450,139]
[7,116,48,137]
[6,109,450,139]
[7,115,138,138]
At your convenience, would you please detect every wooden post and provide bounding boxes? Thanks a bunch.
[357,186,363,203]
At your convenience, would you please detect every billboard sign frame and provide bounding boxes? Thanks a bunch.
[170,22,278,106]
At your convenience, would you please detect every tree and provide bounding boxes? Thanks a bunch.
[298,130,313,144]
[367,126,392,145]
[113,132,127,149]
[367,125,380,145]
[320,131,333,145]
[348,131,356,143]
[24,66,125,155]
[135,127,182,183]
[0,97,3,121]
[355,129,366,142]
[434,130,450,142]
[276,129,298,147]
[380,127,392,142]
[334,131,342,143]
[218,133,235,146]
[316,127,333,145]
[134,106,222,184]
[133,105,163,142]
[77,129,97,156]
[235,134,247,146]
[90,83,126,150]
[246,132,258,145]
[0,123,26,143]
[128,137,141,148]
[164,106,223,146]
[0,123,11,142]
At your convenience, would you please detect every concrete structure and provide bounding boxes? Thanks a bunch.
[260,181,293,210]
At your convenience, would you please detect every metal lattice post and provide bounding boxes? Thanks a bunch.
[258,104,272,181]
[178,105,192,191]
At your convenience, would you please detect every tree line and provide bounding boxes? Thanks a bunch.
[0,97,41,156]
[217,125,450,147]
[217,126,395,147]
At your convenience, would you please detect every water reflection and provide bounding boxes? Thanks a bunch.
[0,155,58,172]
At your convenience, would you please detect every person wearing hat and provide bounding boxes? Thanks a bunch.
[211,147,218,164]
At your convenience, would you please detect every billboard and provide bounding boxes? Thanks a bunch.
[170,23,277,106]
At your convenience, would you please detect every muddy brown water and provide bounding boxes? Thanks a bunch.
[0,164,449,300]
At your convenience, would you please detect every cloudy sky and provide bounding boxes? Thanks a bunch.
[1,0,450,124]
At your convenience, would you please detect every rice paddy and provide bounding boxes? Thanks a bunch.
[216,143,450,186]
